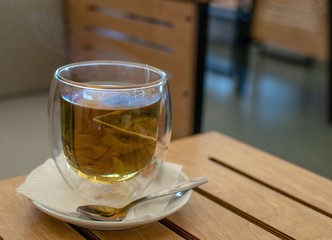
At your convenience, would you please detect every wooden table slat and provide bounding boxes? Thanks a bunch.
[167,132,332,240]
[0,177,85,240]
[170,132,332,215]
[166,192,280,240]
[90,222,184,240]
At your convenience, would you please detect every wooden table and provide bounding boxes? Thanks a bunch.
[1,131,332,239]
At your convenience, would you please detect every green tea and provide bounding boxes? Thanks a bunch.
[61,96,160,183]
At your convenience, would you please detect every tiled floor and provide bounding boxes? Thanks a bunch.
[202,45,332,179]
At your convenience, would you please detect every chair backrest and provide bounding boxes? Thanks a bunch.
[251,0,328,60]
[66,0,200,139]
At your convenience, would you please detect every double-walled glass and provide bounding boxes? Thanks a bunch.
[48,61,172,205]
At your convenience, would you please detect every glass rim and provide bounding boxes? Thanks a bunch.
[54,60,168,90]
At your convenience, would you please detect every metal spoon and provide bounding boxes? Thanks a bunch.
[77,176,208,221]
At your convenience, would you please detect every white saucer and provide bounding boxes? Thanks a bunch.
[32,171,191,230]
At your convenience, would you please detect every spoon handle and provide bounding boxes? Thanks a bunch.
[133,176,208,205]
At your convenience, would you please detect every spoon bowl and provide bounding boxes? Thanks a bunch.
[77,176,208,221]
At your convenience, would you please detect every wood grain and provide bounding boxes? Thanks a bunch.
[90,222,184,239]
[166,192,280,240]
[167,132,332,239]
[173,132,332,215]
[0,177,84,240]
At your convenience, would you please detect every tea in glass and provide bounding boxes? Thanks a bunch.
[61,95,160,183]
[49,61,171,202]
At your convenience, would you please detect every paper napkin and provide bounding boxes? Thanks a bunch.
[17,158,183,220]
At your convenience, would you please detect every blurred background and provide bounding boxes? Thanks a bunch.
[0,0,331,180]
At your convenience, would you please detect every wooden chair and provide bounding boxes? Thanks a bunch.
[251,0,328,60]
[250,0,331,121]
[65,0,209,139]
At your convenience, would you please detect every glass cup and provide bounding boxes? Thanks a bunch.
[48,61,172,205]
